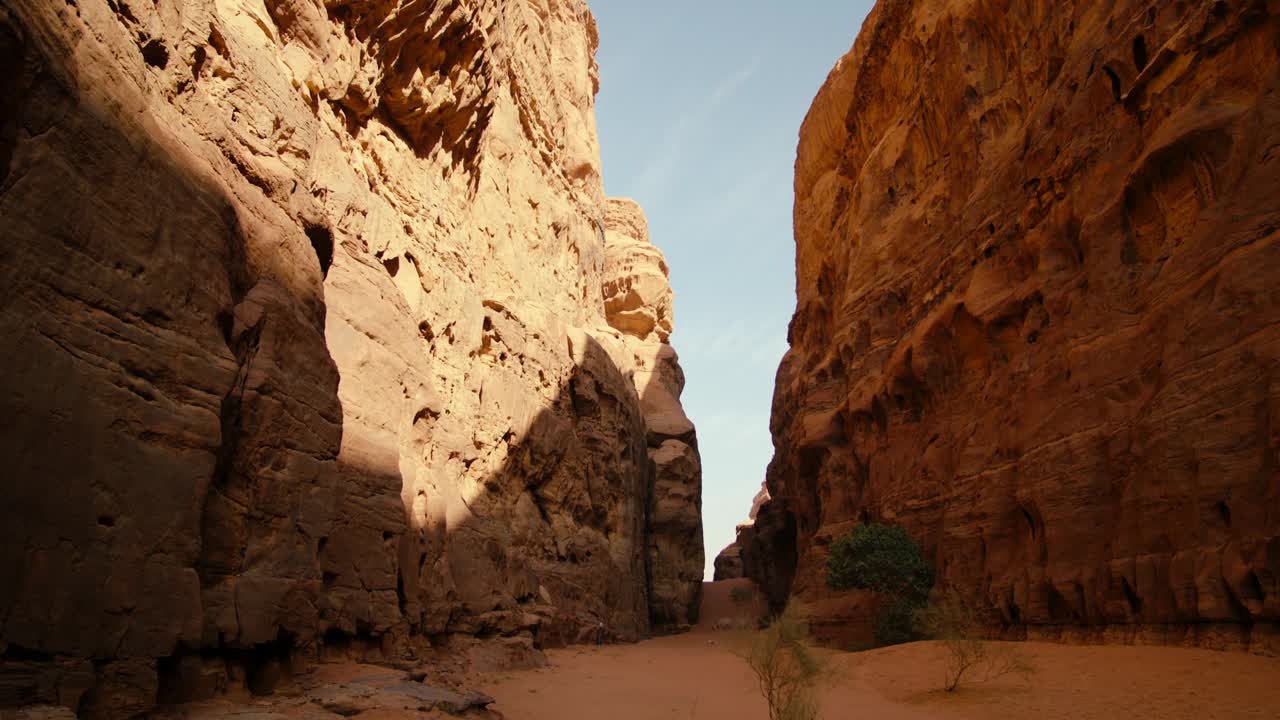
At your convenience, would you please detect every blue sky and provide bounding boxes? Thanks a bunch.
[591,1,875,578]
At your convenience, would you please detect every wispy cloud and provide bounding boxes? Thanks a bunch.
[695,167,773,231]
[628,58,763,200]
[678,313,791,370]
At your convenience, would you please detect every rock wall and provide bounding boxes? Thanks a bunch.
[749,0,1280,653]
[0,0,701,714]
[602,198,704,632]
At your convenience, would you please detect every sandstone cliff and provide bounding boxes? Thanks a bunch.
[746,0,1280,653]
[602,198,705,632]
[0,0,701,714]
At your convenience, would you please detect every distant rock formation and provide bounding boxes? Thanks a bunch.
[0,0,700,714]
[743,0,1280,653]
[713,485,768,581]
[603,198,705,632]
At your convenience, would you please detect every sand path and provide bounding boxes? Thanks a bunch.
[482,582,1280,719]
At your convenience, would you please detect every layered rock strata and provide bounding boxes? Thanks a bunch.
[0,0,701,714]
[746,0,1280,653]
[603,198,705,632]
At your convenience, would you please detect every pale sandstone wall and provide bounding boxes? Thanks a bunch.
[0,0,700,714]
[746,0,1280,653]
[602,198,704,632]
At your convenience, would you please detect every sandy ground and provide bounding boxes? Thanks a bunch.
[482,582,1280,720]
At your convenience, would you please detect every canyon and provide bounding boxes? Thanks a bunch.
[0,0,700,716]
[3,0,1280,717]
[721,0,1280,653]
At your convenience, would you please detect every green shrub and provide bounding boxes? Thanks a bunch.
[873,597,920,647]
[730,586,755,605]
[826,523,933,646]
[826,523,933,602]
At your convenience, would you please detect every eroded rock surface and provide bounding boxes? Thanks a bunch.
[747,0,1280,652]
[602,198,705,632]
[0,0,700,714]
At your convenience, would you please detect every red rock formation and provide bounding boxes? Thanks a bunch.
[0,0,700,714]
[748,0,1280,653]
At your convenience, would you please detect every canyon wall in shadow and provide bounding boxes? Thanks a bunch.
[0,0,701,715]
[729,0,1280,653]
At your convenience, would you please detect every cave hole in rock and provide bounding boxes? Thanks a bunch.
[1047,582,1081,622]
[1223,577,1255,621]
[871,395,889,434]
[110,0,139,23]
[1244,571,1266,602]
[207,27,229,60]
[155,654,187,705]
[237,631,296,697]
[1132,34,1148,70]
[1102,65,1122,101]
[1019,506,1039,540]
[141,38,169,68]
[322,628,349,652]
[97,514,115,527]
[0,20,22,187]
[1120,576,1143,614]
[1017,505,1048,564]
[305,224,333,278]
[215,310,234,345]
[1214,500,1232,527]
[192,45,207,80]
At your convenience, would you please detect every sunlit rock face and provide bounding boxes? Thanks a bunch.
[602,198,705,632]
[747,0,1280,653]
[0,0,699,713]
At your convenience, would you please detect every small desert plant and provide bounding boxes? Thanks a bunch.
[914,589,1034,692]
[826,523,933,645]
[739,605,828,720]
[730,586,755,605]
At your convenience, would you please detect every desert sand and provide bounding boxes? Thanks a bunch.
[483,582,1280,719]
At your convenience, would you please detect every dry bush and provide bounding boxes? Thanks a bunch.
[737,605,829,720]
[914,590,1035,692]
